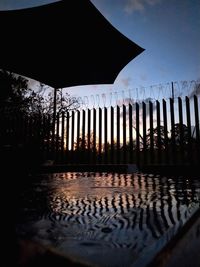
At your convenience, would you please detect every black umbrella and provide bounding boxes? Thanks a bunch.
[0,0,144,89]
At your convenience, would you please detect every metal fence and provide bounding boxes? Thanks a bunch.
[1,95,199,167]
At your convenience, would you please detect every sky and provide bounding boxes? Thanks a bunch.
[0,0,200,103]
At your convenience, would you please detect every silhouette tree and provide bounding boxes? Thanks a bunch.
[74,132,98,151]
[173,123,189,145]
[0,69,80,116]
[0,70,80,167]
[29,85,80,116]
[146,125,167,149]
[0,69,31,115]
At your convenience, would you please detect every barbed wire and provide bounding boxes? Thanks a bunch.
[78,80,199,109]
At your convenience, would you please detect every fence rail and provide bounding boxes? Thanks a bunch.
[1,95,200,167]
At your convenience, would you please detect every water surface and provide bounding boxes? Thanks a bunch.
[16,172,200,267]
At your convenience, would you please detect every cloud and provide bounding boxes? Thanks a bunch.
[120,77,132,87]
[124,0,161,14]
[124,0,144,13]
[140,74,148,81]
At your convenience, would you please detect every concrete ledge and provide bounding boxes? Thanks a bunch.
[39,164,138,174]
[38,163,200,176]
[139,165,200,176]
[147,208,200,267]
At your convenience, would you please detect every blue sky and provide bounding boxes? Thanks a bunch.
[0,0,199,101]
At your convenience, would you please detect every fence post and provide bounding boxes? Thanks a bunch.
[116,105,120,164]
[142,102,147,165]
[194,95,200,164]
[136,103,140,166]
[129,104,133,164]
[104,107,108,164]
[156,100,161,164]
[162,99,169,164]
[65,111,70,163]
[194,95,200,142]
[123,104,127,164]
[81,109,86,163]
[178,97,184,164]
[70,111,75,163]
[88,109,91,164]
[93,108,96,164]
[45,115,52,159]
[61,111,65,162]
[110,106,114,164]
[76,110,80,162]
[149,101,154,164]
[55,112,60,162]
[185,96,192,164]
[170,98,176,164]
[52,88,57,159]
[98,107,102,164]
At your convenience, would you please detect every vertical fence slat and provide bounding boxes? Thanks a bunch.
[61,112,65,161]
[194,95,200,164]
[76,110,80,149]
[41,115,46,160]
[185,96,192,163]
[110,106,114,164]
[170,98,176,164]
[116,105,120,164]
[51,114,55,157]
[93,108,96,163]
[56,112,60,161]
[142,102,147,165]
[185,97,192,139]
[52,89,57,158]
[104,107,108,164]
[178,97,184,163]
[149,101,154,164]
[76,110,80,162]
[162,99,169,164]
[156,100,161,164]
[98,107,102,163]
[71,111,75,163]
[65,111,70,161]
[194,95,200,142]
[123,104,127,164]
[88,109,91,163]
[136,103,140,166]
[46,115,51,158]
[129,104,133,164]
[81,109,86,162]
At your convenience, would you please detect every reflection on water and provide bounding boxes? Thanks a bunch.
[17,172,200,267]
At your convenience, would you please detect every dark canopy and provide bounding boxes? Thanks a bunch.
[0,0,144,88]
